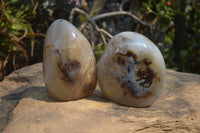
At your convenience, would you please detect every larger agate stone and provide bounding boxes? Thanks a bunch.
[97,32,166,107]
[43,19,97,101]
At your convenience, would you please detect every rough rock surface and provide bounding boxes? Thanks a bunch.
[0,63,200,133]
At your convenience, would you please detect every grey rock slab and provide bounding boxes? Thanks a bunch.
[0,63,200,133]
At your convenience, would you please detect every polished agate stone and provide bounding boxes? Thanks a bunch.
[97,32,166,107]
[43,19,97,101]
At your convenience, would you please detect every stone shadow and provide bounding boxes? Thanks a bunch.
[1,86,53,102]
[1,85,110,103]
[0,85,110,132]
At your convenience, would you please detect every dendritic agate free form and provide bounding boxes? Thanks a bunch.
[43,19,97,101]
[97,32,166,107]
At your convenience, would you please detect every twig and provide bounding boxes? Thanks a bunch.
[8,27,28,45]
[98,29,113,39]
[120,0,129,11]
[19,28,28,40]
[92,11,153,33]
[33,0,39,12]
[100,32,107,44]
[69,8,154,44]
[69,8,76,23]
[89,24,95,49]
[69,8,113,44]
[79,22,112,39]
[26,32,46,37]
[79,22,88,31]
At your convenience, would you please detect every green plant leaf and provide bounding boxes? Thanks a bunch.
[4,0,19,6]
[14,4,31,18]
[80,15,86,23]
[23,23,33,33]
[3,9,14,22]
[164,35,173,44]
[11,23,24,30]
[10,0,19,3]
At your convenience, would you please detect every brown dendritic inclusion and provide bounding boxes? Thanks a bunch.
[112,50,159,99]
[135,59,156,88]
[56,49,81,84]
[116,50,138,65]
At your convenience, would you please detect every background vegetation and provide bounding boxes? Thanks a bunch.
[0,0,199,81]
